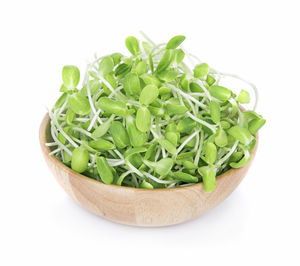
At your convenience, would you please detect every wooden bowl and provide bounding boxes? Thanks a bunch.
[39,114,258,227]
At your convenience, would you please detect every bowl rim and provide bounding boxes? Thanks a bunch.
[40,113,258,192]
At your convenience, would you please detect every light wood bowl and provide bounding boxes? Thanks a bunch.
[39,114,258,227]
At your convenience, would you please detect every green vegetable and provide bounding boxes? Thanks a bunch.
[91,115,114,139]
[123,73,141,96]
[156,49,173,73]
[158,138,177,155]
[48,33,265,192]
[71,147,89,173]
[248,118,266,135]
[194,63,209,79]
[209,101,220,124]
[198,166,216,192]
[166,35,186,49]
[55,93,67,109]
[165,132,178,146]
[62,65,80,90]
[98,97,128,117]
[173,172,198,183]
[136,106,151,132]
[214,128,228,147]
[228,126,253,145]
[145,158,174,176]
[205,143,217,165]
[209,85,232,101]
[110,121,130,149]
[125,36,140,56]
[68,93,91,115]
[140,181,153,189]
[237,90,250,103]
[89,139,115,151]
[96,156,114,184]
[99,56,114,76]
[126,116,147,147]
[139,85,159,105]
[177,117,196,133]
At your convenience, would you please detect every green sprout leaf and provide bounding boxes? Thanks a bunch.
[68,93,91,115]
[166,35,186,49]
[62,65,80,90]
[125,36,141,56]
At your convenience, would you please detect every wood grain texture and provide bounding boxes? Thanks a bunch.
[39,114,258,227]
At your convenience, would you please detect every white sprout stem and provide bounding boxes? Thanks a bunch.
[87,109,101,131]
[86,80,96,116]
[119,170,133,181]
[150,129,159,139]
[154,147,161,162]
[177,92,196,115]
[150,44,166,57]
[171,89,178,98]
[141,160,151,168]
[237,108,244,127]
[180,183,195,187]
[49,110,78,148]
[75,118,90,122]
[194,131,204,166]
[89,153,125,167]
[58,94,69,116]
[107,150,117,159]
[194,80,213,101]
[162,147,167,158]
[188,53,202,64]
[218,72,259,111]
[175,130,200,157]
[180,62,193,76]
[167,183,176,188]
[127,161,144,177]
[107,159,125,167]
[71,136,82,145]
[217,149,227,161]
[216,140,239,167]
[186,112,217,133]
[87,82,103,125]
[190,92,206,97]
[182,47,196,68]
[193,131,200,152]
[167,84,207,109]
[82,63,90,85]
[139,31,156,46]
[113,149,124,160]
[228,98,244,127]
[89,153,97,168]
[50,126,72,156]
[108,86,123,98]
[142,171,176,184]
[49,147,61,156]
[72,127,93,138]
[92,89,103,103]
[243,149,250,159]
[51,122,59,136]
[97,74,116,94]
[84,64,103,125]
[45,142,58,147]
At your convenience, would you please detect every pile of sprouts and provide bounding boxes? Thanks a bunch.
[46,32,265,191]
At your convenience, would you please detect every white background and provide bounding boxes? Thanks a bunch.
[1,0,299,265]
